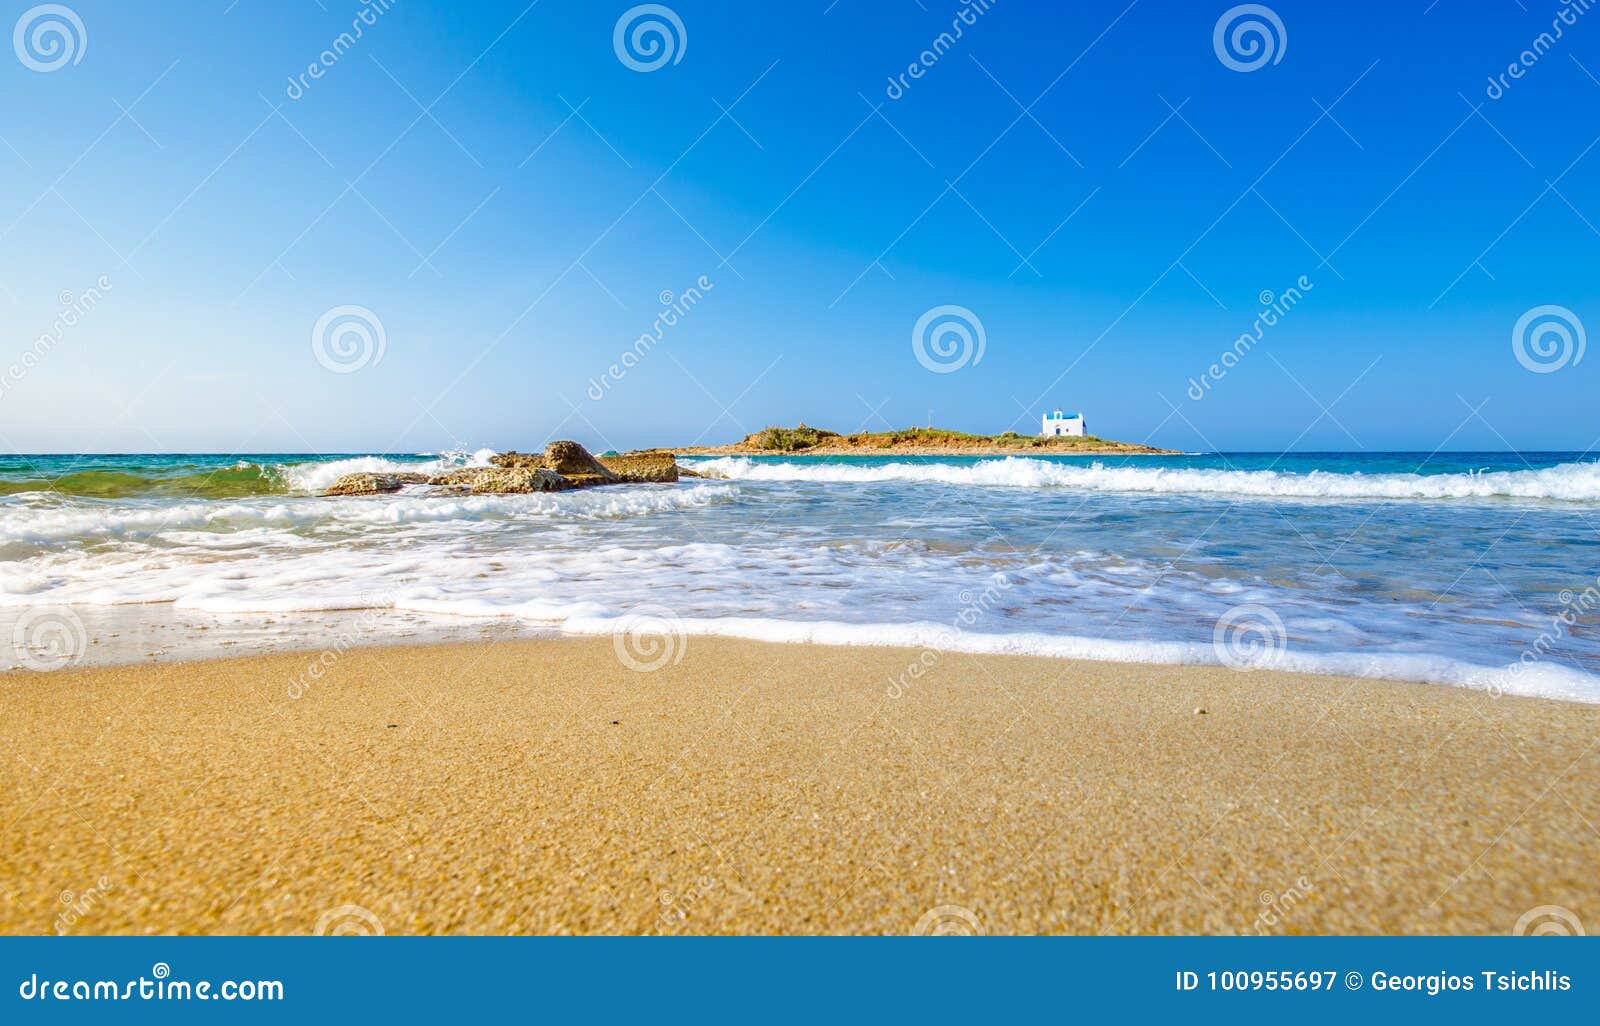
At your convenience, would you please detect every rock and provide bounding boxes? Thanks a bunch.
[323,473,405,496]
[392,472,431,484]
[469,468,571,494]
[1193,707,1207,716]
[678,465,703,479]
[488,451,543,469]
[597,453,679,483]
[543,441,617,481]
[428,467,488,487]
[485,443,620,489]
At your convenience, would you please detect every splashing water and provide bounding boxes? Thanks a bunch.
[2,449,1598,702]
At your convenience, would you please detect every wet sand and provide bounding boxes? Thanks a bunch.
[2,636,1596,935]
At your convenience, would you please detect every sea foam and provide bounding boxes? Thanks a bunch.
[6,449,1599,704]
[279,448,499,493]
[689,456,1600,503]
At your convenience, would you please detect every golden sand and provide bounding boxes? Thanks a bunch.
[2,637,1596,935]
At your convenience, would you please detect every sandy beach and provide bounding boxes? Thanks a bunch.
[2,637,1596,936]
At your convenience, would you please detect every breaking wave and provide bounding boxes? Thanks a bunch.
[0,483,741,547]
[0,449,502,499]
[278,449,497,493]
[689,456,1600,504]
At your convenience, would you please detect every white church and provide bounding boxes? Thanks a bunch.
[1040,409,1085,437]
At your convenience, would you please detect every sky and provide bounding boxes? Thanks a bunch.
[1,0,1598,453]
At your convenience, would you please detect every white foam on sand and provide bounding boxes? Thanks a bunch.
[554,613,1600,704]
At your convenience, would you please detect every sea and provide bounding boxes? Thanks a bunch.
[3,449,1599,702]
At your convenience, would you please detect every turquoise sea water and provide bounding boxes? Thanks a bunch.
[2,449,1598,700]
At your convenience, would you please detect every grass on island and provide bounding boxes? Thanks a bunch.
[745,424,1116,452]
[749,424,840,451]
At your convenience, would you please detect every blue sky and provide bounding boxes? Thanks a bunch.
[1,0,1598,452]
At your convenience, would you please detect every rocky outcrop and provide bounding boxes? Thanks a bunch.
[324,442,691,497]
[484,442,627,485]
[597,452,679,483]
[487,451,543,470]
[427,467,486,487]
[323,473,407,496]
[542,441,617,482]
[469,468,570,494]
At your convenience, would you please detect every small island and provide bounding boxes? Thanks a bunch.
[667,423,1177,457]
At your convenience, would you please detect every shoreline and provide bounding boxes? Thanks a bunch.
[9,604,1595,705]
[3,636,1596,935]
